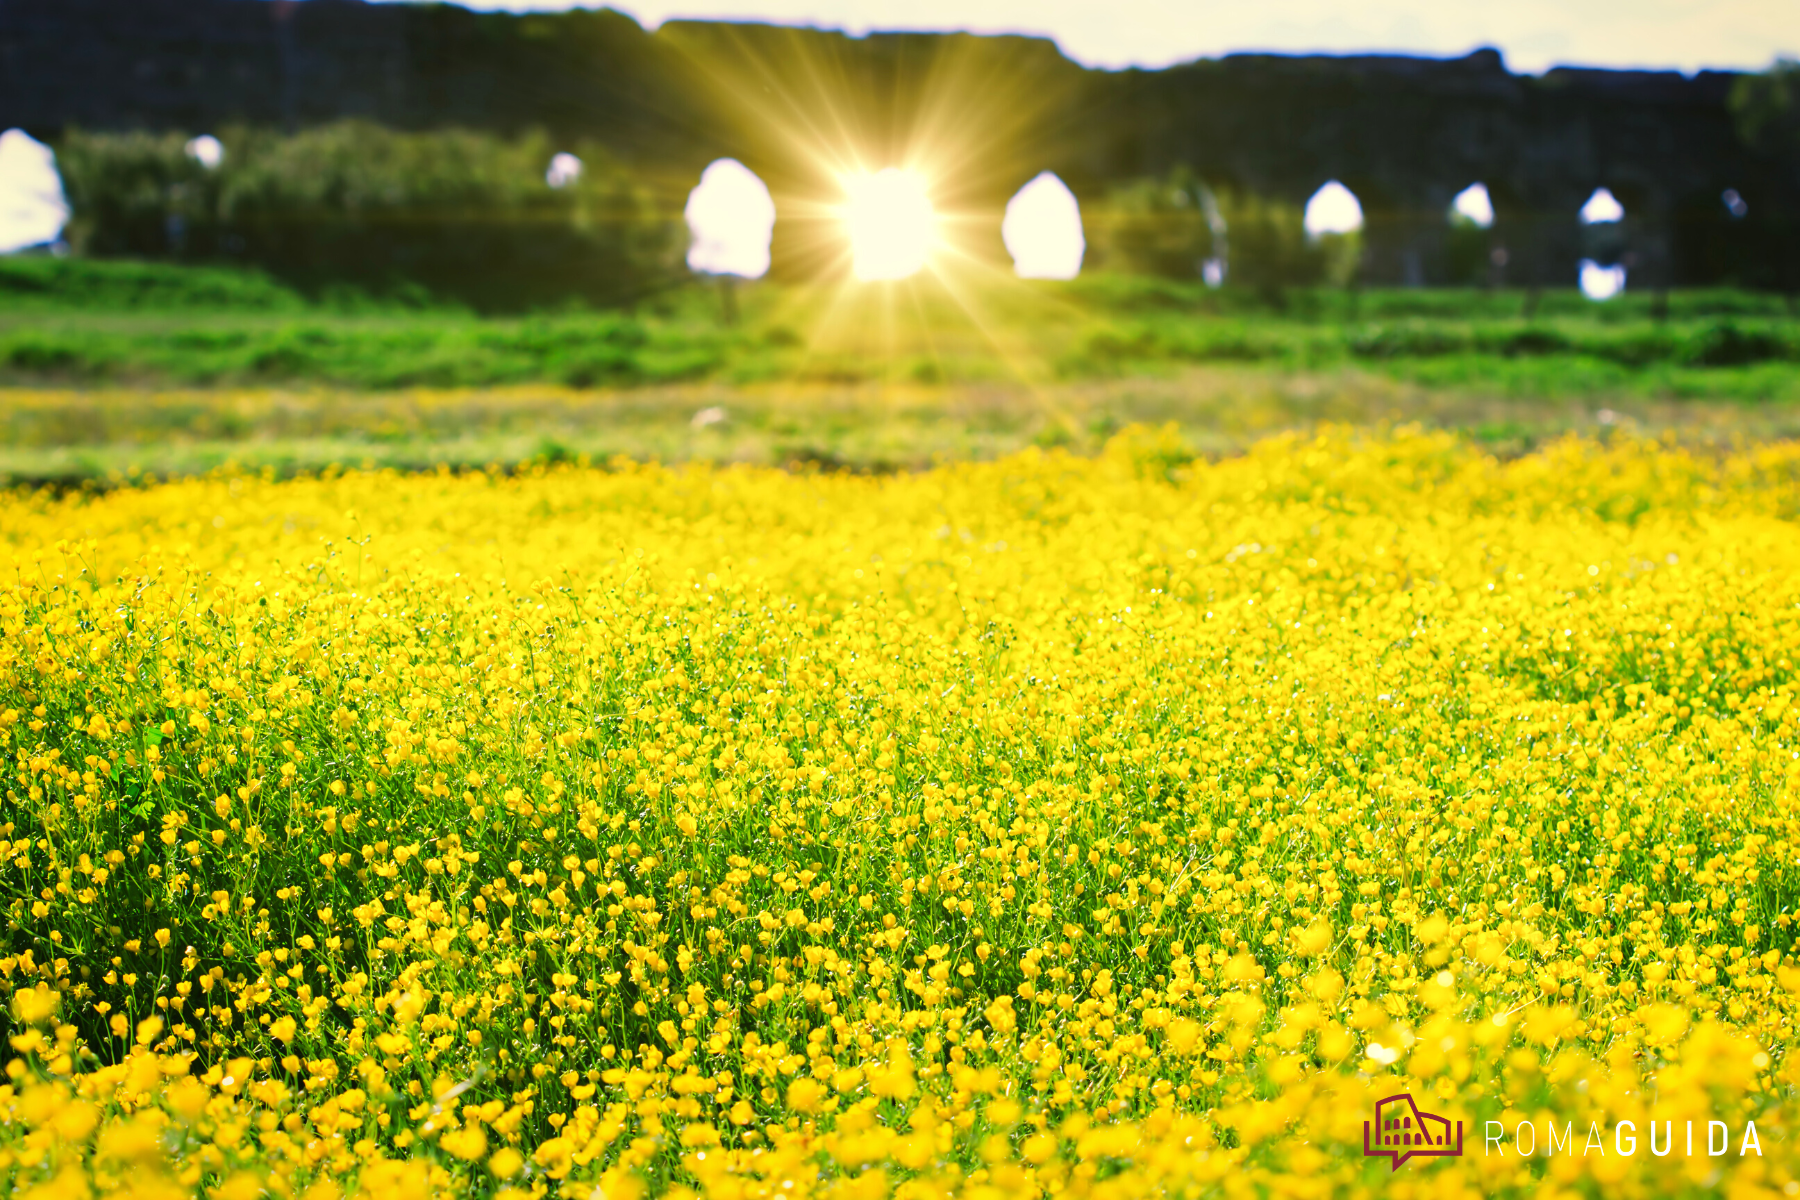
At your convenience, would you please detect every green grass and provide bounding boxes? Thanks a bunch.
[0,254,321,312]
[3,256,1797,396]
[13,369,1800,489]
[4,256,1800,487]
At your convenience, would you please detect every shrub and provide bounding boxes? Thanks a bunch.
[1347,323,1470,358]
[54,122,682,311]
[56,130,223,260]
[1484,327,1573,356]
[1213,188,1333,295]
[1682,321,1791,367]
[1087,168,1217,279]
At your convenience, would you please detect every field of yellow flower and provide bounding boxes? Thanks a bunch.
[1,426,1798,1199]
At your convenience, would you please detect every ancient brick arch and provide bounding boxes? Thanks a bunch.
[3,0,1795,289]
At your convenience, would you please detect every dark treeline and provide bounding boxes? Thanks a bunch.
[51,122,1789,315]
[54,123,1371,309]
[55,124,681,312]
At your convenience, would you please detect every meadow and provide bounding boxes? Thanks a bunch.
[4,262,1795,404]
[1,425,1798,1198]
[6,256,1800,489]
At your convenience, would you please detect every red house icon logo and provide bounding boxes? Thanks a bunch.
[1364,1094,1463,1169]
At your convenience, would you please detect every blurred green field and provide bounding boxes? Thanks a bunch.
[5,256,1797,390]
[3,256,1799,485]
[14,371,1800,490]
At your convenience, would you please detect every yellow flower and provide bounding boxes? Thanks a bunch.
[1291,920,1333,957]
[12,986,58,1025]
[786,1077,823,1114]
[439,1124,488,1161]
[3,428,1800,1196]
[532,1136,574,1179]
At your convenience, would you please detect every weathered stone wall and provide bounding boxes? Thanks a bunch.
[3,0,1795,287]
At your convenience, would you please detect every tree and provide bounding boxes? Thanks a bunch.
[55,122,681,311]
[1089,167,1217,279]
[1730,59,1800,156]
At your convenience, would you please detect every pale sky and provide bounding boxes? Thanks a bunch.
[427,0,1795,74]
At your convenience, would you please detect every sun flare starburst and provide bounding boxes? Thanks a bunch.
[843,168,938,281]
[657,23,1102,405]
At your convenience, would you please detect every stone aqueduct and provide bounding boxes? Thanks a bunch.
[3,0,1796,290]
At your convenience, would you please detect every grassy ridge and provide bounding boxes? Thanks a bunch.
[2,257,1797,398]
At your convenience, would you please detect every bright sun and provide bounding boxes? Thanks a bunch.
[844,168,937,281]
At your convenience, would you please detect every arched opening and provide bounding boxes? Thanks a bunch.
[1444,183,1496,286]
[1579,188,1624,225]
[1580,260,1626,301]
[1450,183,1494,228]
[1303,181,1363,237]
[0,129,69,254]
[1001,172,1084,280]
[1578,187,1628,299]
[684,158,775,279]
[1303,180,1363,286]
[185,135,224,170]
[545,153,583,189]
